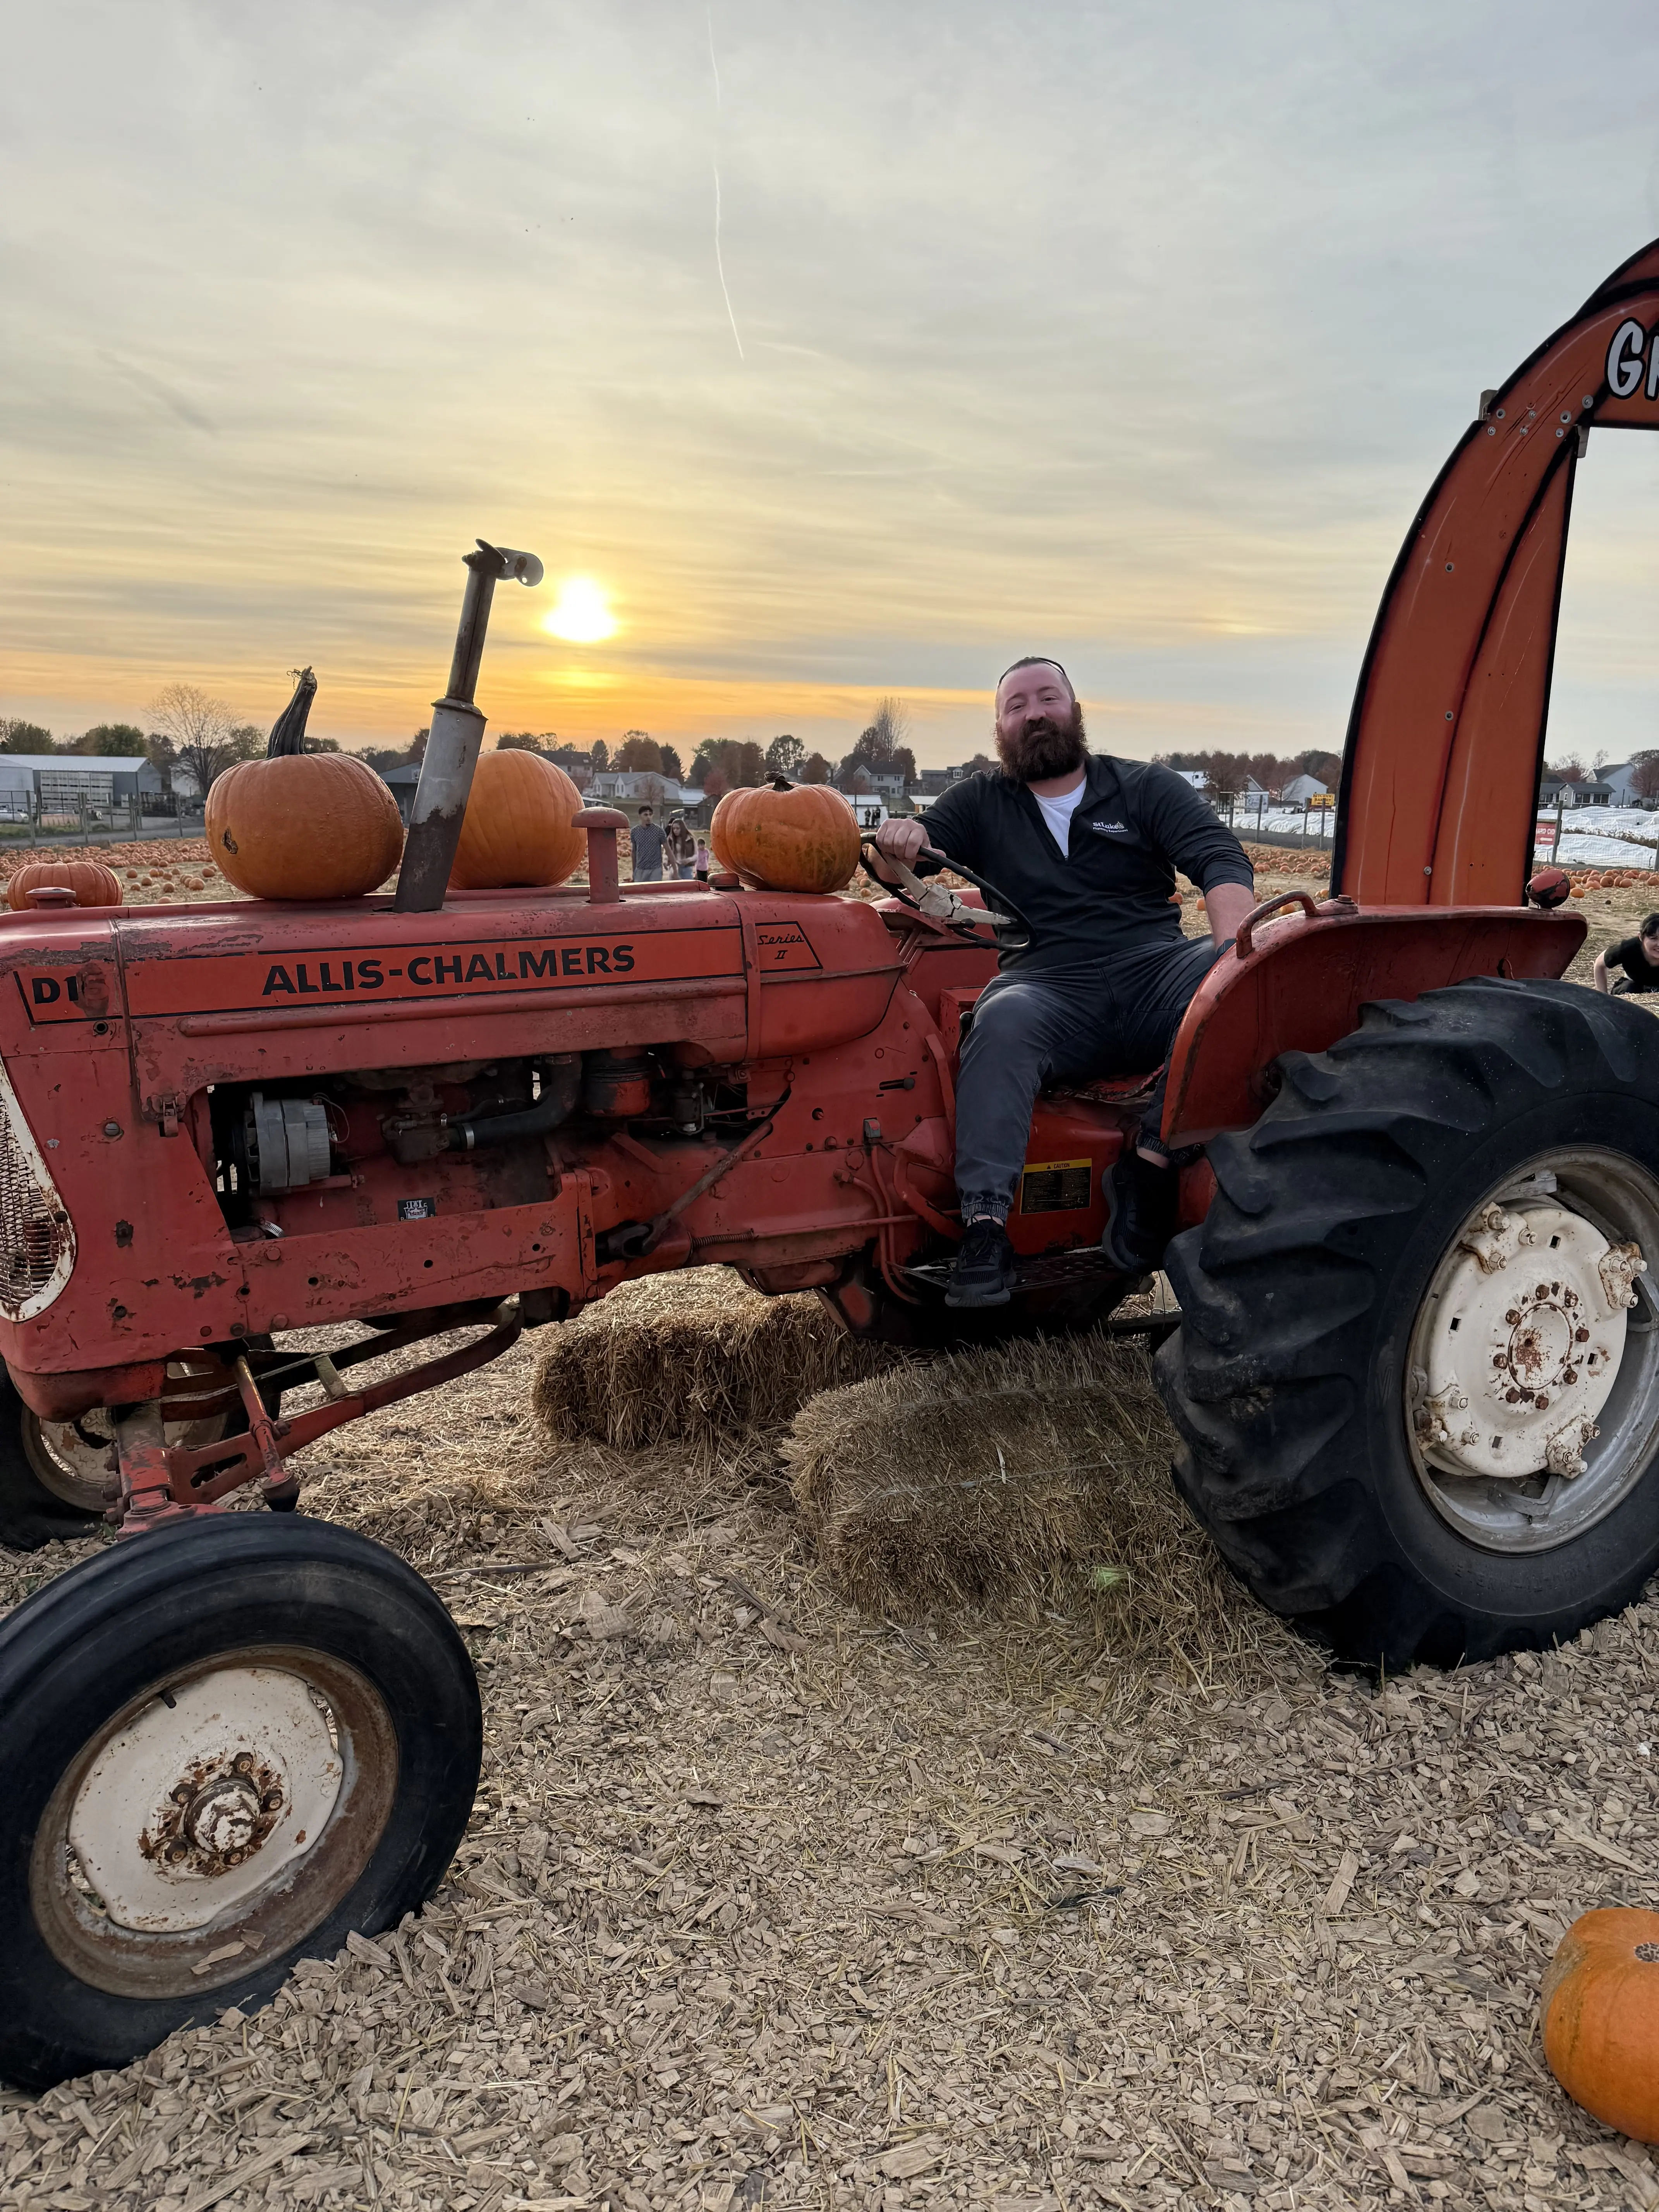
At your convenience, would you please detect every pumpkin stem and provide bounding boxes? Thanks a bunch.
[770,776,794,791]
[267,667,318,757]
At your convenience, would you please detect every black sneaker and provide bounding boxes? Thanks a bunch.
[1102,1149,1178,1274]
[945,1218,1017,1307]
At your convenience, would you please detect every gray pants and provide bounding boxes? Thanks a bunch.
[632,860,663,881]
[954,936,1219,1211]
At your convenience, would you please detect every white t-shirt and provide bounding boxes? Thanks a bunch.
[1032,780,1087,859]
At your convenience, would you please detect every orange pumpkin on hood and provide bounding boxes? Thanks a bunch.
[448,749,584,889]
[709,778,860,894]
[6,859,122,912]
[207,669,405,901]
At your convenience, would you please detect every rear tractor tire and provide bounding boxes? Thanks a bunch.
[0,1515,480,2089]
[1158,979,1659,1669]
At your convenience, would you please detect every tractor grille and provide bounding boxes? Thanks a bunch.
[0,1065,74,1317]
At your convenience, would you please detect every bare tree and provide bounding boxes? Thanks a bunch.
[1630,754,1659,805]
[147,683,260,797]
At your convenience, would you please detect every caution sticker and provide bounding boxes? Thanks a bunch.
[1019,1159,1093,1213]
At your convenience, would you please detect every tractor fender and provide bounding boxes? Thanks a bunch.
[1162,901,1584,1146]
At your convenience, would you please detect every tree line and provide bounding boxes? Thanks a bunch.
[0,684,344,801]
[1152,747,1343,798]
[466,694,921,799]
[0,685,925,803]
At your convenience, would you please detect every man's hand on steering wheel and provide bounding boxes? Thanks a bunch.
[868,815,941,883]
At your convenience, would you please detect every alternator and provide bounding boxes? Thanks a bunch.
[244,1094,332,1194]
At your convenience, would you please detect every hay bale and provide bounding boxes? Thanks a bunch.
[785,1328,1255,1655]
[531,1266,898,1449]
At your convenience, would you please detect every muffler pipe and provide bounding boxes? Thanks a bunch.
[394,540,543,914]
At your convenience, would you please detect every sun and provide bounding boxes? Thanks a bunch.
[542,577,616,644]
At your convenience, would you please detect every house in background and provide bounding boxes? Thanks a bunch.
[380,764,423,823]
[914,765,973,797]
[1279,773,1330,805]
[1594,761,1659,807]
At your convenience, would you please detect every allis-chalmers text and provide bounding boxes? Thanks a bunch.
[260,941,637,996]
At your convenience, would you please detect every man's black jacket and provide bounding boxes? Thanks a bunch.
[915,755,1254,973]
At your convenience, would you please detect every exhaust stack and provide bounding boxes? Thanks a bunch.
[393,540,543,914]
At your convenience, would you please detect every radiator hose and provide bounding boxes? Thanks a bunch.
[446,1054,582,1151]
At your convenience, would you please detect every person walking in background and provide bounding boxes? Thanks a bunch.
[664,810,696,879]
[1594,914,1659,994]
[629,805,667,882]
[694,836,710,881]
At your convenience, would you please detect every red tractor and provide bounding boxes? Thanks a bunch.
[3,242,1659,2087]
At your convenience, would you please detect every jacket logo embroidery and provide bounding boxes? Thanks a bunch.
[1088,819,1131,835]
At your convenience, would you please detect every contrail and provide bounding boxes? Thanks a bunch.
[708,10,743,361]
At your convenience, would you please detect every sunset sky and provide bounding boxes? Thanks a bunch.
[6,3,1659,769]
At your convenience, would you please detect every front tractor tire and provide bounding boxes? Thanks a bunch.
[0,1516,480,2090]
[1158,979,1659,1670]
[0,1363,247,1553]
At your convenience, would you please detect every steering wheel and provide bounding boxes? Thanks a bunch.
[858,836,1034,954]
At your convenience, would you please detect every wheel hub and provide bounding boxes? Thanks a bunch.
[156,1750,286,1873]
[1415,1200,1647,1482]
[67,1666,342,1932]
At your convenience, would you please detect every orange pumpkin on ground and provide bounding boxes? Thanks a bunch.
[709,778,861,894]
[1543,1907,1659,2140]
[5,859,122,912]
[207,668,405,900]
[449,749,584,890]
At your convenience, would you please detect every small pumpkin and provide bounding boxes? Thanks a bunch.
[1542,1907,1659,2140]
[709,777,861,894]
[6,858,122,913]
[206,668,405,900]
[449,749,584,889]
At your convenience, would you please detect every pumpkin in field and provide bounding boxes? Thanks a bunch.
[206,668,405,900]
[1542,1908,1659,2140]
[5,858,122,913]
[710,778,861,894]
[449,749,584,889]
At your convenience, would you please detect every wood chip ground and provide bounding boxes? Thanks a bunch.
[5,855,1659,2207]
[7,1286,1659,2212]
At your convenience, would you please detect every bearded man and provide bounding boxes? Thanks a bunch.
[870,658,1257,1307]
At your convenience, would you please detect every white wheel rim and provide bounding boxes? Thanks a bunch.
[1405,1151,1659,1553]
[67,1667,342,1932]
[31,1644,397,1999]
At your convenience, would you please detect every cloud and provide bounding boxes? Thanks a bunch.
[4,2,1659,760]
